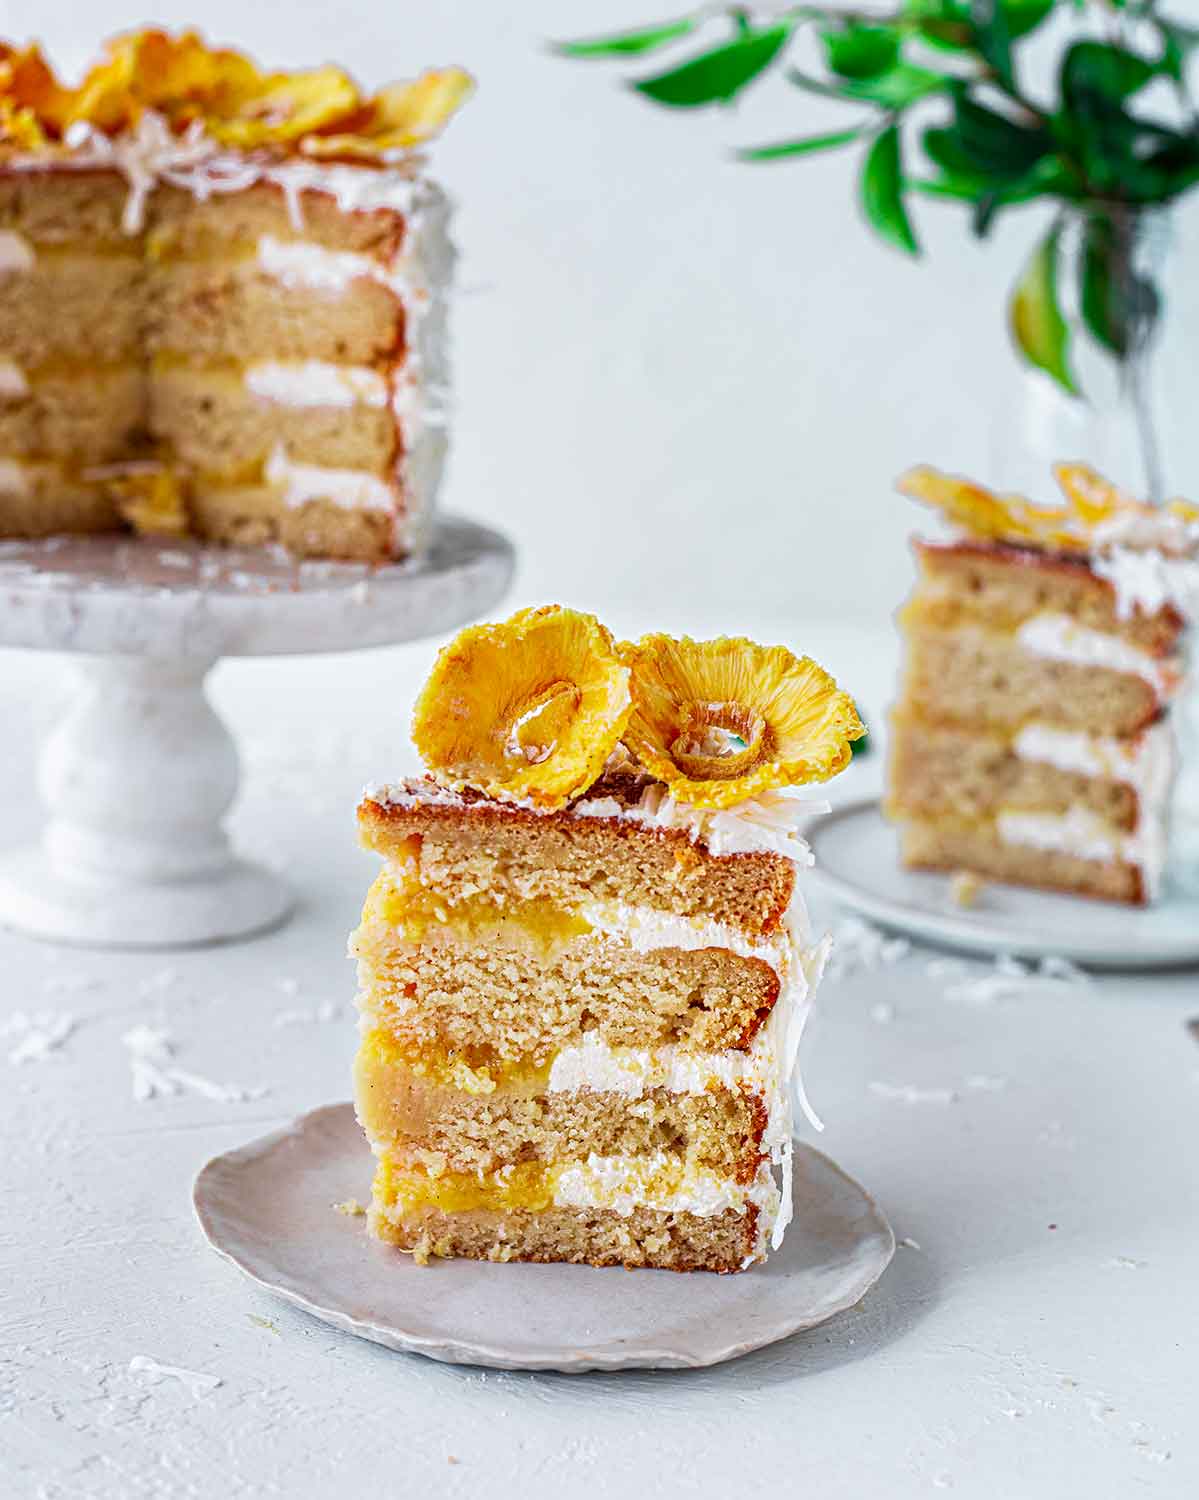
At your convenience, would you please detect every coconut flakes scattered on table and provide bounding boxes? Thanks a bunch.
[926,957,969,979]
[42,972,101,994]
[6,1011,77,1065]
[274,1001,340,1027]
[869,1080,960,1105]
[128,1356,222,1397]
[943,952,1092,1005]
[137,967,179,997]
[965,1073,1008,1092]
[122,1025,268,1104]
[826,915,911,980]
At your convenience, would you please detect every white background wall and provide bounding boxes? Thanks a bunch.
[6,0,1198,629]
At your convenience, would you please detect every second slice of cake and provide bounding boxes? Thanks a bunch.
[350,607,863,1271]
[888,464,1197,904]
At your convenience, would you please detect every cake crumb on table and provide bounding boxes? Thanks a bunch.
[949,870,984,908]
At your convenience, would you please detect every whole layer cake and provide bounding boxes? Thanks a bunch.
[887,464,1199,904]
[0,31,470,560]
[349,606,863,1271]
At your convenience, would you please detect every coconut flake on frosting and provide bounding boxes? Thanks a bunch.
[572,782,829,861]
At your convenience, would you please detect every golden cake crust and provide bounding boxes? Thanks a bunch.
[357,788,796,938]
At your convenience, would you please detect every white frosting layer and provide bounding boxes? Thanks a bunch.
[0,230,34,274]
[245,360,388,408]
[552,1153,778,1228]
[264,445,394,512]
[255,236,396,295]
[254,184,452,554]
[1093,508,1199,559]
[579,899,788,969]
[366,776,824,862]
[42,114,427,233]
[573,783,828,862]
[997,803,1167,895]
[0,360,28,399]
[1016,613,1181,700]
[1012,721,1176,808]
[1093,543,1199,623]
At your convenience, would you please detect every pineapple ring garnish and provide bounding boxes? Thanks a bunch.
[412,606,631,810]
[620,634,864,810]
[898,461,1198,555]
[0,30,471,159]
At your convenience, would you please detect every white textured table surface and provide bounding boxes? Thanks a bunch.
[2,615,1197,1500]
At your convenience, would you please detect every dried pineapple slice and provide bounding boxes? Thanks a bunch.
[620,634,863,810]
[0,30,469,156]
[412,606,631,810]
[205,67,361,148]
[1052,462,1130,526]
[895,465,1055,547]
[1166,497,1199,527]
[0,44,72,135]
[302,69,475,158]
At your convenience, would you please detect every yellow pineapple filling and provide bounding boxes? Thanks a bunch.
[363,867,593,954]
[375,1155,557,1215]
[106,464,190,537]
[372,1150,756,1218]
[356,1027,551,1099]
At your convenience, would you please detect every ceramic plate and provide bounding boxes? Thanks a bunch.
[193,1103,895,1373]
[808,798,1199,970]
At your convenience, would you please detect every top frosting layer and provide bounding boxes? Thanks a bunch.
[899,462,1199,623]
[362,772,826,864]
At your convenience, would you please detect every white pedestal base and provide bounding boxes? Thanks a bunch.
[0,654,292,949]
[0,847,291,949]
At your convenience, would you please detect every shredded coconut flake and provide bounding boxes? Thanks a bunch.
[122,1026,267,1104]
[128,1356,222,1397]
[869,1081,959,1105]
[7,1012,76,1065]
[826,915,911,981]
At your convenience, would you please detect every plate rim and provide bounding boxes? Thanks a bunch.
[193,1102,896,1374]
[808,797,1199,971]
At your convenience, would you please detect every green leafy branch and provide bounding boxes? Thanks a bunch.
[555,2,1199,394]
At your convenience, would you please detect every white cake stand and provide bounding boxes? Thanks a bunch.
[0,519,514,949]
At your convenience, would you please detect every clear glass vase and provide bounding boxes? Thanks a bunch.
[987,203,1180,501]
[986,204,1199,893]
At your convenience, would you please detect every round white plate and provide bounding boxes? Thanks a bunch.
[193,1103,895,1374]
[808,798,1199,970]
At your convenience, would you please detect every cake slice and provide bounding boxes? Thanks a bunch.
[349,606,863,1271]
[887,464,1197,904]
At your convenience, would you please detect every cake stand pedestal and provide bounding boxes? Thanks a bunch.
[0,519,514,949]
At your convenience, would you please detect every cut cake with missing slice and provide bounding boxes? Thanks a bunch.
[0,31,470,561]
[349,606,864,1272]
